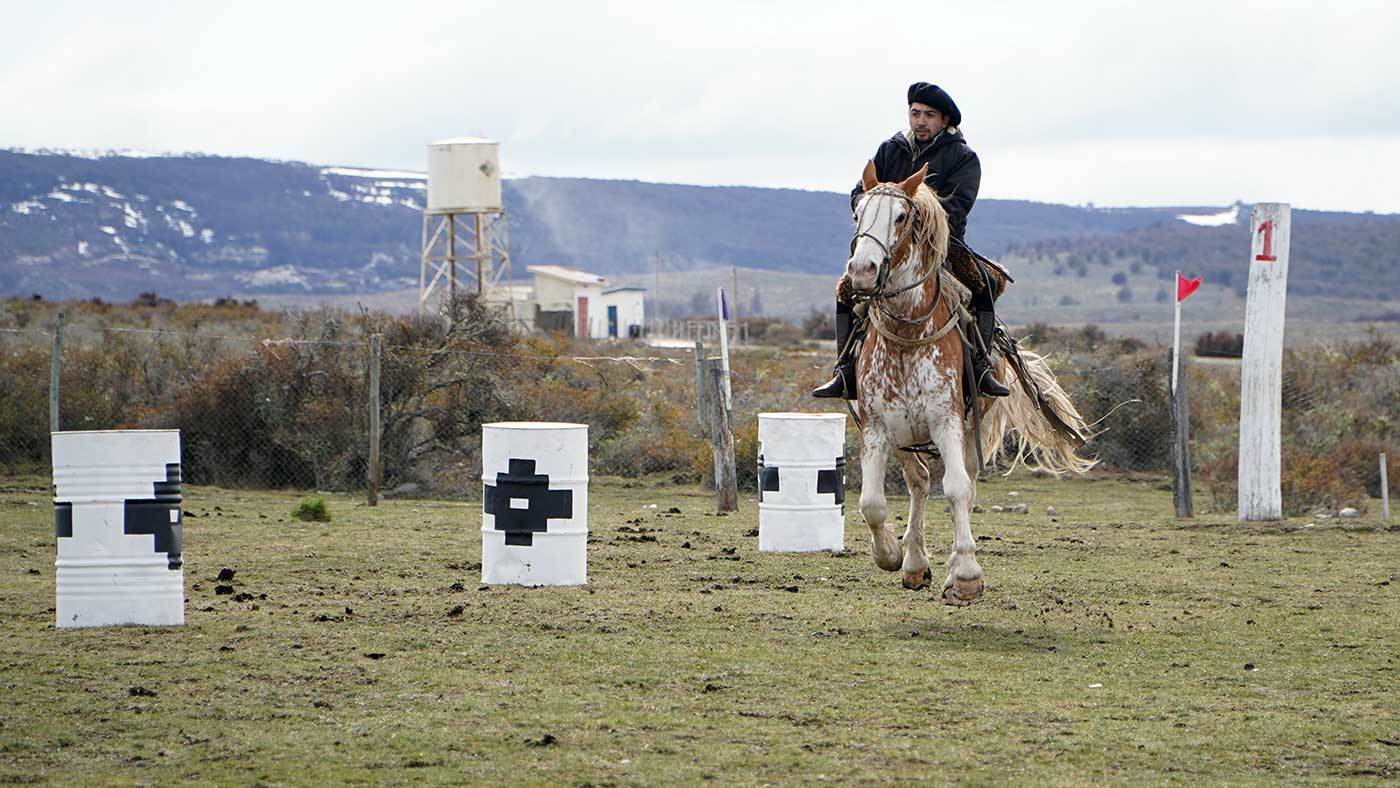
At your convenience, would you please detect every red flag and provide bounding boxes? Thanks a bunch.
[1176,271,1202,302]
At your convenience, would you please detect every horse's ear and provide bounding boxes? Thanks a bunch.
[861,160,878,192]
[899,164,927,197]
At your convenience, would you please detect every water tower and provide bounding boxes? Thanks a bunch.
[419,138,515,315]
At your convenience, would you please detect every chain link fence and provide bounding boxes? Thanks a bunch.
[1,302,1394,513]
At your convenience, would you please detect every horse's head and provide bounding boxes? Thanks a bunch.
[846,161,946,295]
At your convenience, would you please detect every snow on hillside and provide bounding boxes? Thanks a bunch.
[1177,205,1240,226]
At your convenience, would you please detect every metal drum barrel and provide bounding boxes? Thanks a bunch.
[52,430,184,628]
[757,413,847,552]
[480,422,588,585]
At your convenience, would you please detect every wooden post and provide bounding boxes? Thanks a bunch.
[707,359,738,512]
[367,334,382,506]
[693,339,709,433]
[1382,453,1390,522]
[1238,203,1290,521]
[1169,347,1193,517]
[49,312,64,433]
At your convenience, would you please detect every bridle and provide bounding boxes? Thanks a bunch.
[849,185,957,344]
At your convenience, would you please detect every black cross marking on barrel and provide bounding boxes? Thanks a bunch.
[483,458,572,546]
[757,454,780,503]
[123,463,184,570]
[55,502,73,538]
[817,457,845,511]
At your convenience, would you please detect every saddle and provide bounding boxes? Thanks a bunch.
[947,239,1012,300]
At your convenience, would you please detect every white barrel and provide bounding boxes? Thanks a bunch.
[757,413,847,552]
[51,430,184,628]
[481,422,588,585]
[427,138,502,214]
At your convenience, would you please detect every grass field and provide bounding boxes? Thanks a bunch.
[1,474,1397,785]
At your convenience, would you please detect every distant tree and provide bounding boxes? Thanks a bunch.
[1195,331,1245,358]
[688,290,710,317]
[1155,287,1169,303]
[1111,271,1128,286]
[1059,295,1079,306]
[749,289,764,316]
[801,308,835,340]
[1117,286,1133,303]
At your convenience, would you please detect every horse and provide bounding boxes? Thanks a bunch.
[846,160,1095,605]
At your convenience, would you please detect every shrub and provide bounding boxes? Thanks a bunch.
[292,497,331,523]
[1198,447,1368,516]
[802,309,835,340]
[1195,331,1244,358]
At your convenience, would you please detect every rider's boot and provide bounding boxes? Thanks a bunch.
[812,300,862,400]
[972,307,1011,398]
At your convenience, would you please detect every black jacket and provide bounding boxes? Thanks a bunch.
[851,128,981,241]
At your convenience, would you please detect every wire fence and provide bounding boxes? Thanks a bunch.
[1,305,1394,513]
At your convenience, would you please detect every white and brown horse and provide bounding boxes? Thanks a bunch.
[847,161,1094,605]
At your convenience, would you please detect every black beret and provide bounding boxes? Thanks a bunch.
[907,82,961,128]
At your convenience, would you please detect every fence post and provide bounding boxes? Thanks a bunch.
[49,312,64,433]
[707,359,738,513]
[1169,347,1193,517]
[1238,203,1290,521]
[1382,453,1390,522]
[367,334,382,506]
[693,339,709,433]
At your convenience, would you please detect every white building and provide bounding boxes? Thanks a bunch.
[523,265,648,339]
[599,287,646,339]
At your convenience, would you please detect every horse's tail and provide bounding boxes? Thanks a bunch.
[979,347,1097,476]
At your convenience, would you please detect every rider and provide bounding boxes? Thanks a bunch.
[812,82,1010,400]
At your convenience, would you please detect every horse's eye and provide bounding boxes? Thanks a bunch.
[895,212,906,223]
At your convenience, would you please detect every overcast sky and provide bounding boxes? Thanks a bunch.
[4,0,1399,212]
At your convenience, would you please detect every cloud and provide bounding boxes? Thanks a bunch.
[2,0,1398,211]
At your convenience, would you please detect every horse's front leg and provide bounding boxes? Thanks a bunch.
[895,451,932,590]
[859,427,901,572]
[933,416,984,605]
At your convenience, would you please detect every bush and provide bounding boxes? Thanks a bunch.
[1062,353,1171,471]
[292,497,331,522]
[802,309,835,340]
[1198,447,1368,516]
[1195,331,1244,358]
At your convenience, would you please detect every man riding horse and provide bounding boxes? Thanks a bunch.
[813,82,1010,401]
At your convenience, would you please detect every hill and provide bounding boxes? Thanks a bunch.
[1,150,1396,323]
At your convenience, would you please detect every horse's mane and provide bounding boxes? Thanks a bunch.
[909,184,951,271]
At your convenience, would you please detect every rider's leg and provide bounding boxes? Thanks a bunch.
[812,291,867,400]
[970,263,1010,398]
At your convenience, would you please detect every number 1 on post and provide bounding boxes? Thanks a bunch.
[1255,219,1277,262]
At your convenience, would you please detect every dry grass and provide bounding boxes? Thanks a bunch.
[0,474,1397,784]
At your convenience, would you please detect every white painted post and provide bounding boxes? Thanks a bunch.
[1238,203,1290,521]
[1171,291,1182,394]
[1381,453,1390,522]
[715,287,733,414]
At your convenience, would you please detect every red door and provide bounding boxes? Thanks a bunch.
[576,296,589,338]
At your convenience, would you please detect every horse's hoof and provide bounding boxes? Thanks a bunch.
[870,533,902,572]
[940,576,984,606]
[902,567,932,591]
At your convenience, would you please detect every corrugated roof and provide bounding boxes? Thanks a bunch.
[527,265,607,286]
